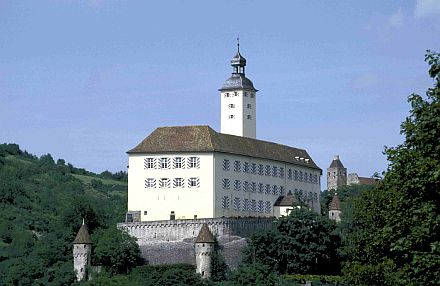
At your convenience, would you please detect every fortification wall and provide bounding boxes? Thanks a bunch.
[117,217,273,269]
[117,217,273,244]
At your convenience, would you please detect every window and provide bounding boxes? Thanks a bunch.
[228,103,235,108]
[234,91,238,96]
[159,178,170,188]
[265,165,271,176]
[234,180,241,191]
[272,166,278,177]
[244,92,248,97]
[314,174,318,184]
[280,186,285,196]
[188,157,200,168]
[250,93,255,98]
[222,178,230,190]
[233,197,241,211]
[222,159,230,171]
[222,196,230,209]
[173,157,184,169]
[246,115,252,120]
[294,170,298,181]
[279,167,285,178]
[265,201,271,213]
[173,178,184,188]
[234,160,241,172]
[309,173,313,183]
[247,103,252,109]
[251,163,257,174]
[188,177,200,188]
[258,183,264,193]
[144,211,148,215]
[251,182,257,193]
[258,164,264,175]
[251,200,257,212]
[225,92,230,97]
[144,158,156,169]
[288,169,292,180]
[272,185,278,196]
[265,184,271,194]
[304,172,308,183]
[145,178,156,188]
[228,115,235,119]
[258,200,264,213]
[243,199,250,211]
[243,162,250,173]
[243,181,250,192]
[160,157,170,169]
[299,171,303,182]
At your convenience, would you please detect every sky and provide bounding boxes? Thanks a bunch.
[1,0,439,189]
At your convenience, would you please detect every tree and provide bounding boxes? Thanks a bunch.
[230,263,277,286]
[343,51,440,285]
[92,227,144,275]
[243,207,340,275]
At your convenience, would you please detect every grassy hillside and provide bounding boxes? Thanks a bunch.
[0,143,128,285]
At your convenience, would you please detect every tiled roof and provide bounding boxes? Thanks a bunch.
[128,126,321,171]
[329,194,341,211]
[73,223,92,244]
[274,192,299,207]
[358,177,378,186]
[329,158,345,169]
[195,223,215,243]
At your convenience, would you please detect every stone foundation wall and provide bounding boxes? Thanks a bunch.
[117,217,273,269]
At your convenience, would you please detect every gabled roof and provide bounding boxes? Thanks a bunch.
[358,177,378,186]
[274,192,299,207]
[329,194,341,211]
[195,223,215,243]
[73,223,92,244]
[128,126,321,171]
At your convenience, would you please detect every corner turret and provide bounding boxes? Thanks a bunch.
[328,193,342,222]
[73,219,92,281]
[194,223,215,279]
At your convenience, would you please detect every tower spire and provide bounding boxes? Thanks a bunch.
[237,35,240,53]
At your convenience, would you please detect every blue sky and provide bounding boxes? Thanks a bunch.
[1,1,439,188]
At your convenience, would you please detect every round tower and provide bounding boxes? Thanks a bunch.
[194,223,215,279]
[327,155,347,190]
[328,193,342,222]
[219,38,258,139]
[73,219,92,282]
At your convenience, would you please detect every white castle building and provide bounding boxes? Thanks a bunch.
[126,44,322,222]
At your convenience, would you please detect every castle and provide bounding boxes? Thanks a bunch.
[327,155,377,191]
[74,43,324,280]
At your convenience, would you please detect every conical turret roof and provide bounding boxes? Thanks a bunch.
[195,223,215,243]
[329,193,341,211]
[73,222,92,244]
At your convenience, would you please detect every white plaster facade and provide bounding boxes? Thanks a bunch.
[73,243,91,281]
[195,242,214,278]
[128,152,321,222]
[220,90,256,139]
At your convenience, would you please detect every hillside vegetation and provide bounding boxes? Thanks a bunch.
[0,144,128,285]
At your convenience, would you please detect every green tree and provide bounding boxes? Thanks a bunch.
[343,51,440,285]
[230,263,277,286]
[92,227,144,274]
[243,207,340,275]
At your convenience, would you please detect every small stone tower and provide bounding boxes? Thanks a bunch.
[195,223,215,279]
[328,193,342,222]
[73,219,92,282]
[219,39,258,139]
[327,155,347,190]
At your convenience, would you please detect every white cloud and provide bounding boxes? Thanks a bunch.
[388,8,405,28]
[415,0,440,18]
